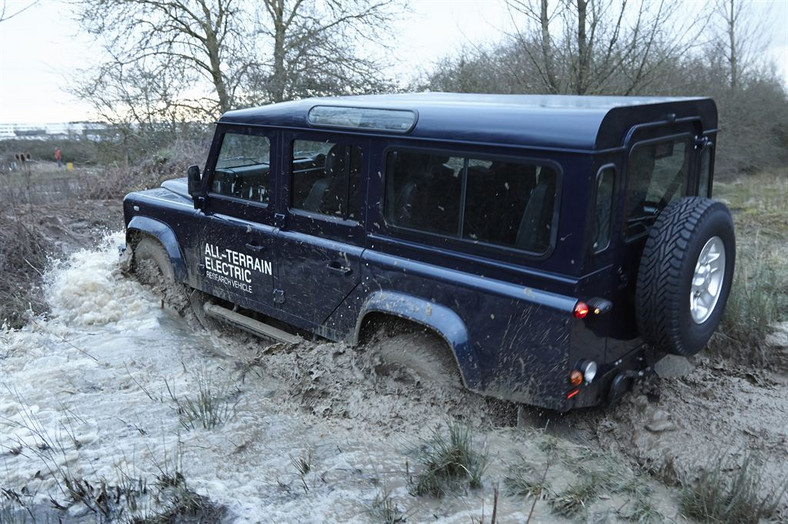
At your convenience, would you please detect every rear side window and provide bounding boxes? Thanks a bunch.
[625,137,691,238]
[385,150,558,253]
[291,140,362,221]
[593,167,615,252]
[211,133,270,202]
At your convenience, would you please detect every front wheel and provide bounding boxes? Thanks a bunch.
[636,197,736,357]
[132,236,189,313]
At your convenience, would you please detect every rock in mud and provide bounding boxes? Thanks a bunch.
[645,409,676,433]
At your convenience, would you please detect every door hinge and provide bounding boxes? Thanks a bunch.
[273,289,285,304]
[274,213,286,228]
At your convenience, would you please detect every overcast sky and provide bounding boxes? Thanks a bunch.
[0,0,786,124]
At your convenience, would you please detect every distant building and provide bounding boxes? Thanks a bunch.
[0,122,111,141]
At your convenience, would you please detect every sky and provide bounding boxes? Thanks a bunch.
[0,0,786,124]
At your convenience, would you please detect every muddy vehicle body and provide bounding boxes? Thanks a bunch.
[124,94,734,411]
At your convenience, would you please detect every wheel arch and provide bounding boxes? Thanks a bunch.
[353,291,482,390]
[127,216,188,282]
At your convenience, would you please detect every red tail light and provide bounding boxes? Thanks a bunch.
[573,301,589,319]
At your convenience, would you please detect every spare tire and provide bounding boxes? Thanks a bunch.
[636,197,735,356]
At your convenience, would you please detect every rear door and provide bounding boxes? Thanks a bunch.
[196,127,278,313]
[606,126,698,360]
[272,132,366,328]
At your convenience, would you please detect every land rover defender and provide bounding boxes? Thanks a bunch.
[123,93,735,411]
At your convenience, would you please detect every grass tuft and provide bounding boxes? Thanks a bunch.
[290,451,313,493]
[680,453,786,524]
[367,488,406,523]
[166,374,237,430]
[548,468,613,519]
[504,461,552,500]
[410,423,487,498]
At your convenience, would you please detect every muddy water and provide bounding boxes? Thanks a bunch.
[2,234,779,522]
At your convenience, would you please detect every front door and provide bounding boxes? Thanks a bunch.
[273,133,366,329]
[196,127,278,313]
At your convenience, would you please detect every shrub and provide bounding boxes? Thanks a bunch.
[0,213,48,329]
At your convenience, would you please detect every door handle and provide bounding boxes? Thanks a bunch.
[327,261,352,275]
[245,242,266,253]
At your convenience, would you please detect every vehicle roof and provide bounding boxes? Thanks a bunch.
[219,93,718,152]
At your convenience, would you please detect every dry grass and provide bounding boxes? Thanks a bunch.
[410,423,488,498]
[712,170,788,369]
[0,212,48,329]
[680,453,786,524]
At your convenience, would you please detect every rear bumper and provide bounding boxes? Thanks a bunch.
[562,344,650,410]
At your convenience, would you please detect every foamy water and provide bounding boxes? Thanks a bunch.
[0,234,678,522]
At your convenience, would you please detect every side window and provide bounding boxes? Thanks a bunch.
[291,140,362,221]
[699,146,712,197]
[625,137,691,238]
[385,150,558,254]
[592,167,615,252]
[385,151,463,235]
[211,133,270,202]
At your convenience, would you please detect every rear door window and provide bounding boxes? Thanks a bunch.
[385,150,558,254]
[625,136,691,239]
[291,140,362,221]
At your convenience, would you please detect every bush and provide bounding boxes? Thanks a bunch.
[0,213,48,328]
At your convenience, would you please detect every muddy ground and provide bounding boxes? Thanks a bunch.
[1,179,786,521]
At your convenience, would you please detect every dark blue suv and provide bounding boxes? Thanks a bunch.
[124,94,735,411]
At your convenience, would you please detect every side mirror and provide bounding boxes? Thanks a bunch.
[187,165,201,195]
[187,165,206,210]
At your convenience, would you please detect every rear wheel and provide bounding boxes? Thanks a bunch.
[636,197,735,356]
[363,321,462,388]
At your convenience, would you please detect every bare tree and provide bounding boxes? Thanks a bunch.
[505,0,704,95]
[75,0,404,128]
[708,0,772,90]
[76,0,248,118]
[250,0,402,104]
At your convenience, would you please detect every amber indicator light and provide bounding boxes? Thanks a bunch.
[569,370,583,387]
